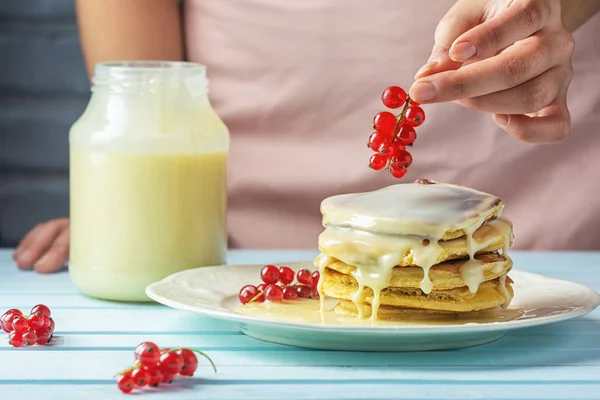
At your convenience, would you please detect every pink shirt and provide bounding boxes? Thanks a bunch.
[184,0,600,251]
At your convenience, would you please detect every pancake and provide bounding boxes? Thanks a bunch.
[323,269,514,313]
[324,252,512,291]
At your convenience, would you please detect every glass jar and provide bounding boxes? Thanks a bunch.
[69,61,229,302]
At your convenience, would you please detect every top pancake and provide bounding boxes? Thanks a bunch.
[320,180,504,240]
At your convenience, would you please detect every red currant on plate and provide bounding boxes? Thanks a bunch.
[260,264,279,284]
[295,284,313,298]
[264,284,284,302]
[311,271,320,289]
[282,285,299,300]
[373,111,397,135]
[278,266,294,285]
[381,86,407,109]
[404,105,425,127]
[239,284,260,305]
[296,269,313,286]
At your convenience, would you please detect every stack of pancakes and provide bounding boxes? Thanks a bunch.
[314,179,515,320]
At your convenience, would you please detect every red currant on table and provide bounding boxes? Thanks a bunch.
[264,284,284,302]
[159,351,184,376]
[177,348,199,377]
[9,331,24,347]
[404,105,425,127]
[117,374,136,394]
[260,264,279,284]
[296,269,313,286]
[27,312,45,330]
[48,317,55,333]
[22,330,37,346]
[35,327,52,345]
[381,86,407,109]
[278,266,294,285]
[135,341,161,365]
[131,368,151,387]
[1,309,22,333]
[11,315,29,334]
[30,304,51,317]
[373,111,397,135]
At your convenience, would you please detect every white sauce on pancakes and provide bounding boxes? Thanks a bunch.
[315,180,514,320]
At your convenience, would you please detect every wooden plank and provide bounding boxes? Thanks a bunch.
[1,383,599,400]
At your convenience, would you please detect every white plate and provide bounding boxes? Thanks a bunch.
[146,262,600,351]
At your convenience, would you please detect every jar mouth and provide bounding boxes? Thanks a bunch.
[92,61,208,95]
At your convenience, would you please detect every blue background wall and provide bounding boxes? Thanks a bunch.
[0,0,88,247]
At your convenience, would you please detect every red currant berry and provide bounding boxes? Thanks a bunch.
[392,144,407,158]
[278,266,294,285]
[390,163,408,179]
[1,310,21,333]
[131,368,151,387]
[282,285,299,300]
[35,328,52,345]
[296,269,313,286]
[381,86,407,109]
[409,97,420,106]
[159,351,184,375]
[177,348,199,377]
[256,283,267,302]
[9,331,24,348]
[27,312,45,330]
[31,304,51,318]
[239,284,259,305]
[22,330,37,346]
[260,264,279,284]
[161,373,175,384]
[135,342,161,365]
[394,149,413,169]
[395,124,417,146]
[311,289,321,299]
[144,364,163,387]
[373,111,397,135]
[295,285,313,298]
[11,315,29,334]
[378,142,396,159]
[264,284,284,302]
[369,154,388,171]
[117,374,135,394]
[367,131,390,152]
[48,317,55,333]
[404,105,425,127]
[311,271,320,289]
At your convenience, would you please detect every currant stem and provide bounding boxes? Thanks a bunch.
[189,349,218,373]
[248,290,265,304]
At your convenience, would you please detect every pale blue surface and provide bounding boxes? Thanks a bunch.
[1,249,599,399]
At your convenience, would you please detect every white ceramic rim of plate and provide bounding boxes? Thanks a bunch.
[146,262,600,334]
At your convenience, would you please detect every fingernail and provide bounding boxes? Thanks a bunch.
[450,41,476,61]
[409,81,437,102]
[494,114,509,127]
[414,59,439,79]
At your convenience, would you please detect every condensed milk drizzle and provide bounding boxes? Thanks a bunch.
[315,180,514,320]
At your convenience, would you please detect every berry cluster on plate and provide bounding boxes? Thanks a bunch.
[116,341,216,394]
[0,304,55,347]
[368,86,426,178]
[239,264,320,305]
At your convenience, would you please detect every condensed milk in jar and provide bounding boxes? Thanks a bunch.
[69,61,229,302]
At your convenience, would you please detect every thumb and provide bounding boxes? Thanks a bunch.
[414,0,486,80]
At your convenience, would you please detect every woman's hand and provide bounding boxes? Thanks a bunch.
[410,0,575,143]
[12,218,70,273]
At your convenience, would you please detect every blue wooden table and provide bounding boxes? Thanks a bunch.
[1,249,599,399]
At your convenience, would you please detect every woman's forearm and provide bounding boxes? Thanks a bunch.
[75,0,184,78]
[561,0,600,32]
